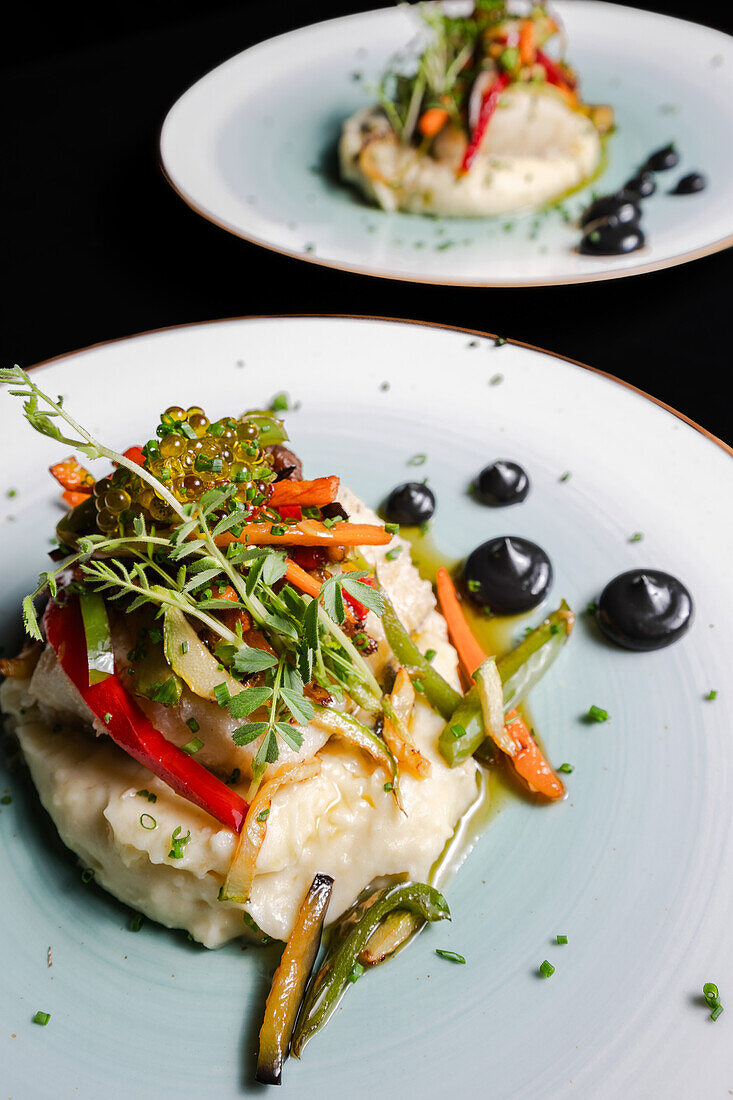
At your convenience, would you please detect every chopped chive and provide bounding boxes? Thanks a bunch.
[706,690,717,700]
[711,1003,724,1021]
[270,392,289,412]
[435,949,466,964]
[629,531,644,542]
[703,982,720,1006]
[348,962,365,984]
[556,934,568,945]
[494,336,507,346]
[383,782,394,793]
[168,825,191,859]
[424,648,436,662]
[186,717,200,733]
[539,960,555,978]
[550,623,561,635]
[269,525,286,536]
[385,546,402,561]
[81,868,95,884]
[559,471,571,482]
[558,763,574,774]
[450,723,466,739]
[103,712,112,723]
[136,789,157,803]
[407,453,427,466]
[181,641,188,655]
[130,913,144,932]
[384,522,400,534]
[213,682,231,708]
[140,813,157,830]
[413,679,425,694]
[33,1011,51,1026]
[587,704,609,722]
[490,373,504,385]
[181,737,203,755]
[467,579,481,592]
[256,808,270,822]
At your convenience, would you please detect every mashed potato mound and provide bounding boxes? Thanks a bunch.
[0,488,479,948]
[339,85,601,216]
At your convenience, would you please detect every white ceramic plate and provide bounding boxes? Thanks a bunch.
[159,2,733,287]
[2,316,733,1098]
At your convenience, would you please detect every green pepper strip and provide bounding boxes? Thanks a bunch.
[439,601,574,767]
[359,908,423,966]
[311,704,403,811]
[79,590,115,685]
[378,586,462,719]
[290,882,450,1057]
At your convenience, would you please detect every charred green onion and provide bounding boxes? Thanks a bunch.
[291,882,449,1058]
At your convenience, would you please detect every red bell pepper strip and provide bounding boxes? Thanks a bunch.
[536,51,576,93]
[122,445,145,467]
[460,73,510,175]
[43,596,248,832]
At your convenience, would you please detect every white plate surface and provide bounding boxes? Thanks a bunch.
[1,316,733,1098]
[160,2,733,286]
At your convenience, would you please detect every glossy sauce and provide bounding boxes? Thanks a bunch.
[402,527,550,831]
[577,141,706,257]
[670,172,706,195]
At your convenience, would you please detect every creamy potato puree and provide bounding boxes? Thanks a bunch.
[0,488,479,947]
[340,85,601,216]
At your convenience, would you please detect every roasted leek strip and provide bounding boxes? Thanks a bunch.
[256,873,334,1086]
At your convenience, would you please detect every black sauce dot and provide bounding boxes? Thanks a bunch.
[669,172,706,195]
[579,191,641,228]
[463,536,552,614]
[473,461,530,507]
[579,218,645,256]
[596,569,693,651]
[384,482,435,525]
[644,143,680,172]
[624,171,656,199]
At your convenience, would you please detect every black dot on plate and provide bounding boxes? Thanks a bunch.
[384,482,435,525]
[473,461,530,506]
[596,569,693,651]
[463,536,552,614]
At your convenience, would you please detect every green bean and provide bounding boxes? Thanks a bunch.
[439,601,574,766]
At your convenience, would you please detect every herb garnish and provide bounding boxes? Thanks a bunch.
[435,949,466,964]
[587,705,609,723]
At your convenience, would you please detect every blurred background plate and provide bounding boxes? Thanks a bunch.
[1,316,732,1097]
[159,2,733,286]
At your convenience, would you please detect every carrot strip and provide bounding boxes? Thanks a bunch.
[216,520,391,549]
[418,106,450,138]
[435,568,563,799]
[50,457,95,492]
[269,477,340,508]
[518,19,536,65]
[505,711,564,800]
[435,568,486,676]
[62,489,92,509]
[285,560,322,598]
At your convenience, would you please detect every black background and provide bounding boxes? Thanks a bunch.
[3,1,731,442]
